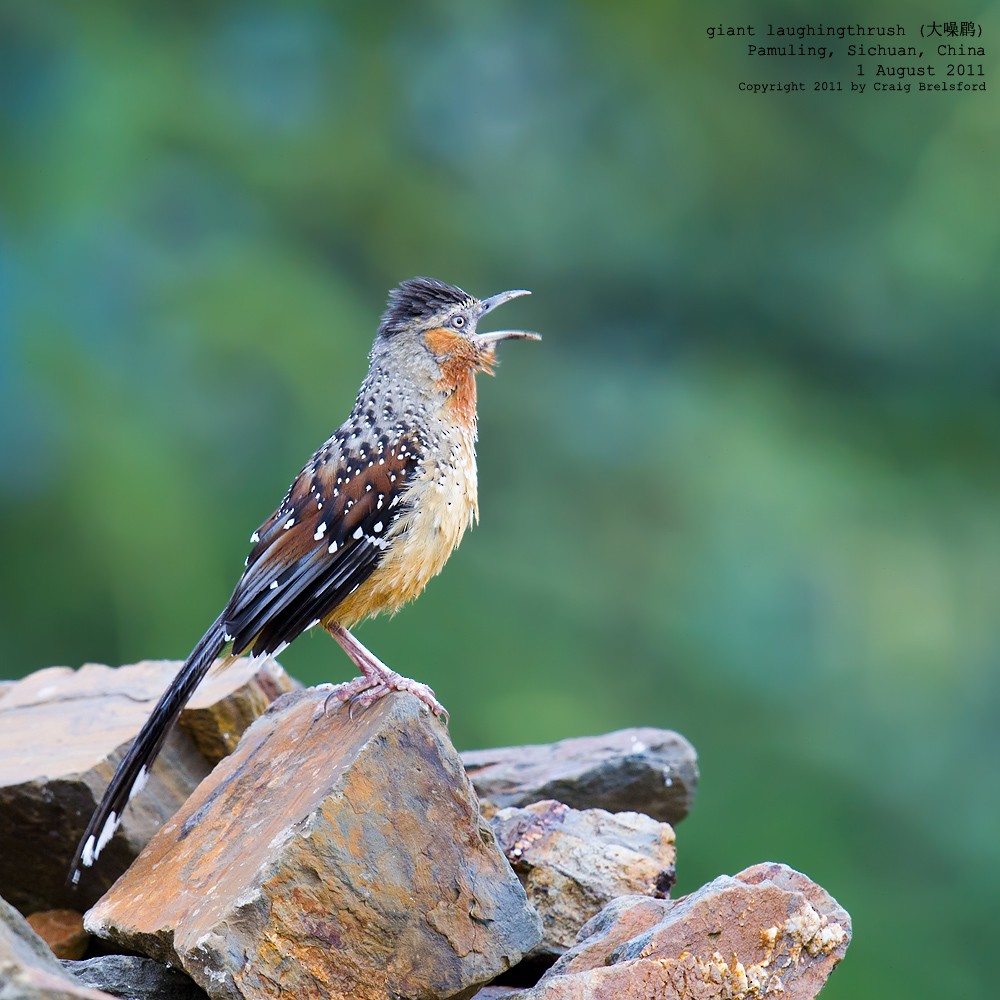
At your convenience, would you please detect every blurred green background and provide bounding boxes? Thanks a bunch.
[2,2,997,996]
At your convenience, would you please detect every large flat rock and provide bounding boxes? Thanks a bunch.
[462,728,697,825]
[86,690,541,1000]
[0,657,295,911]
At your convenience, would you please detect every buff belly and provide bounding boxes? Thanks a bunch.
[326,430,479,628]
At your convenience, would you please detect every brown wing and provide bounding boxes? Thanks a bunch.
[223,432,422,657]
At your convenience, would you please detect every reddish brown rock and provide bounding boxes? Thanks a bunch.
[462,728,697,825]
[86,690,541,1000]
[515,862,850,999]
[0,895,114,1000]
[0,657,295,911]
[25,910,89,960]
[491,800,675,957]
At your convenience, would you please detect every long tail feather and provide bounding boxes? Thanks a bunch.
[68,615,229,885]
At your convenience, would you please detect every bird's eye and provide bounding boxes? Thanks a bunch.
[451,314,466,328]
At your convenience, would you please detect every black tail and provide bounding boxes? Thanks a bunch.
[69,616,229,885]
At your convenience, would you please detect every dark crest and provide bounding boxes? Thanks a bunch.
[378,277,473,338]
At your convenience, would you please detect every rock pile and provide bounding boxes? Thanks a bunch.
[0,659,851,999]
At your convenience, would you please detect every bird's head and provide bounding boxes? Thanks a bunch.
[372,277,540,382]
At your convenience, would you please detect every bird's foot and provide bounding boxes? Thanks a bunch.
[322,670,448,723]
[322,622,448,721]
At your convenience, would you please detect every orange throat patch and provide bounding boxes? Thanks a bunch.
[423,327,495,428]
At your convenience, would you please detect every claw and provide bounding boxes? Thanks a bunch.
[322,678,370,716]
[318,673,447,722]
[347,689,370,720]
[322,622,448,723]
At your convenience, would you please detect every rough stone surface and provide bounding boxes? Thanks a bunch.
[491,800,676,957]
[0,657,294,911]
[26,910,89,960]
[463,728,698,825]
[64,956,210,1000]
[86,689,542,1000]
[180,658,299,765]
[0,894,114,1000]
[516,862,850,999]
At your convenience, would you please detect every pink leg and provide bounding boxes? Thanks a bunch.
[323,622,448,722]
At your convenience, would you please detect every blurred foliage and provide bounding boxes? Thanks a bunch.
[2,1,998,997]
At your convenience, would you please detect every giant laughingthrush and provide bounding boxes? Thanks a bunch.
[70,277,539,883]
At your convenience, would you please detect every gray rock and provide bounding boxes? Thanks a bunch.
[463,728,698,825]
[63,956,209,1000]
[0,894,114,999]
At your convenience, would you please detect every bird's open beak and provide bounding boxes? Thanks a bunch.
[473,289,541,346]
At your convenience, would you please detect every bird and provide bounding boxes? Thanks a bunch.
[69,276,540,885]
